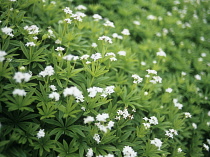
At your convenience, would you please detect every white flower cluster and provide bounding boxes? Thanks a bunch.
[24,25,39,34]
[39,65,55,77]
[96,154,114,157]
[98,35,113,44]
[105,52,117,61]
[133,20,140,25]
[147,15,157,20]
[203,143,209,151]
[122,146,137,157]
[156,48,166,57]
[132,74,143,84]
[103,20,115,28]
[93,14,102,21]
[63,7,72,14]
[12,89,27,96]
[151,138,162,150]
[55,46,65,51]
[93,133,101,144]
[145,69,162,84]
[63,54,79,61]
[0,50,7,62]
[117,51,126,56]
[63,86,84,102]
[37,129,45,139]
[90,53,102,61]
[165,129,178,138]
[86,148,93,157]
[49,92,60,101]
[142,116,158,129]
[75,5,87,10]
[121,29,130,35]
[165,88,173,93]
[1,26,14,37]
[177,148,182,153]
[71,12,86,22]
[116,108,134,120]
[87,86,115,98]
[25,42,36,47]
[112,33,123,40]
[84,113,114,133]
[13,72,32,83]
[173,98,183,109]
[184,112,192,118]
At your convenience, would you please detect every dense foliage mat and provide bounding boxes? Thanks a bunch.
[0,0,210,156]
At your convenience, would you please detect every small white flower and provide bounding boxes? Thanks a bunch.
[55,39,61,44]
[87,86,103,98]
[93,14,102,21]
[13,72,32,83]
[93,133,101,144]
[91,43,97,48]
[166,88,173,93]
[84,116,95,124]
[132,74,143,84]
[201,53,206,57]
[63,7,72,14]
[63,54,79,61]
[181,72,187,76]
[98,35,112,44]
[81,107,86,111]
[121,29,130,35]
[107,121,115,130]
[91,53,102,61]
[101,86,115,97]
[104,20,115,27]
[12,89,27,96]
[203,143,209,151]
[144,91,148,95]
[55,47,65,51]
[133,21,140,25]
[194,74,201,80]
[49,85,57,91]
[24,25,39,34]
[75,5,87,10]
[207,139,210,145]
[64,18,72,24]
[96,113,109,122]
[63,86,84,102]
[208,111,210,116]
[25,42,36,47]
[184,112,192,118]
[49,92,60,101]
[177,148,182,153]
[149,116,158,125]
[147,15,157,20]
[1,26,14,37]
[0,50,7,62]
[151,138,162,150]
[112,33,123,39]
[86,148,94,157]
[156,48,166,57]
[80,54,90,60]
[143,123,151,129]
[192,123,197,129]
[146,69,157,75]
[141,61,146,66]
[39,65,54,77]
[37,129,45,139]
[117,51,126,56]
[122,146,137,157]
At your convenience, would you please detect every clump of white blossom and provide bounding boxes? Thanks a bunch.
[90,53,102,61]
[93,133,101,144]
[24,25,39,34]
[112,33,123,39]
[49,92,60,101]
[156,48,166,57]
[55,46,65,51]
[117,51,126,56]
[39,65,55,77]
[86,148,93,157]
[165,129,178,138]
[0,50,7,62]
[132,74,143,84]
[25,42,36,47]
[121,29,130,35]
[143,116,158,129]
[105,52,117,61]
[122,146,137,157]
[84,116,95,124]
[1,26,14,37]
[165,88,173,93]
[104,20,115,28]
[151,138,162,150]
[173,98,183,109]
[63,86,84,102]
[93,14,102,21]
[115,108,134,120]
[75,5,87,10]
[98,35,113,44]
[184,112,192,118]
[91,43,97,48]
[12,89,27,96]
[63,54,79,61]
[37,129,45,139]
[13,72,32,83]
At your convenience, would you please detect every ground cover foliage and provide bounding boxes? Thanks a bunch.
[0,0,210,156]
